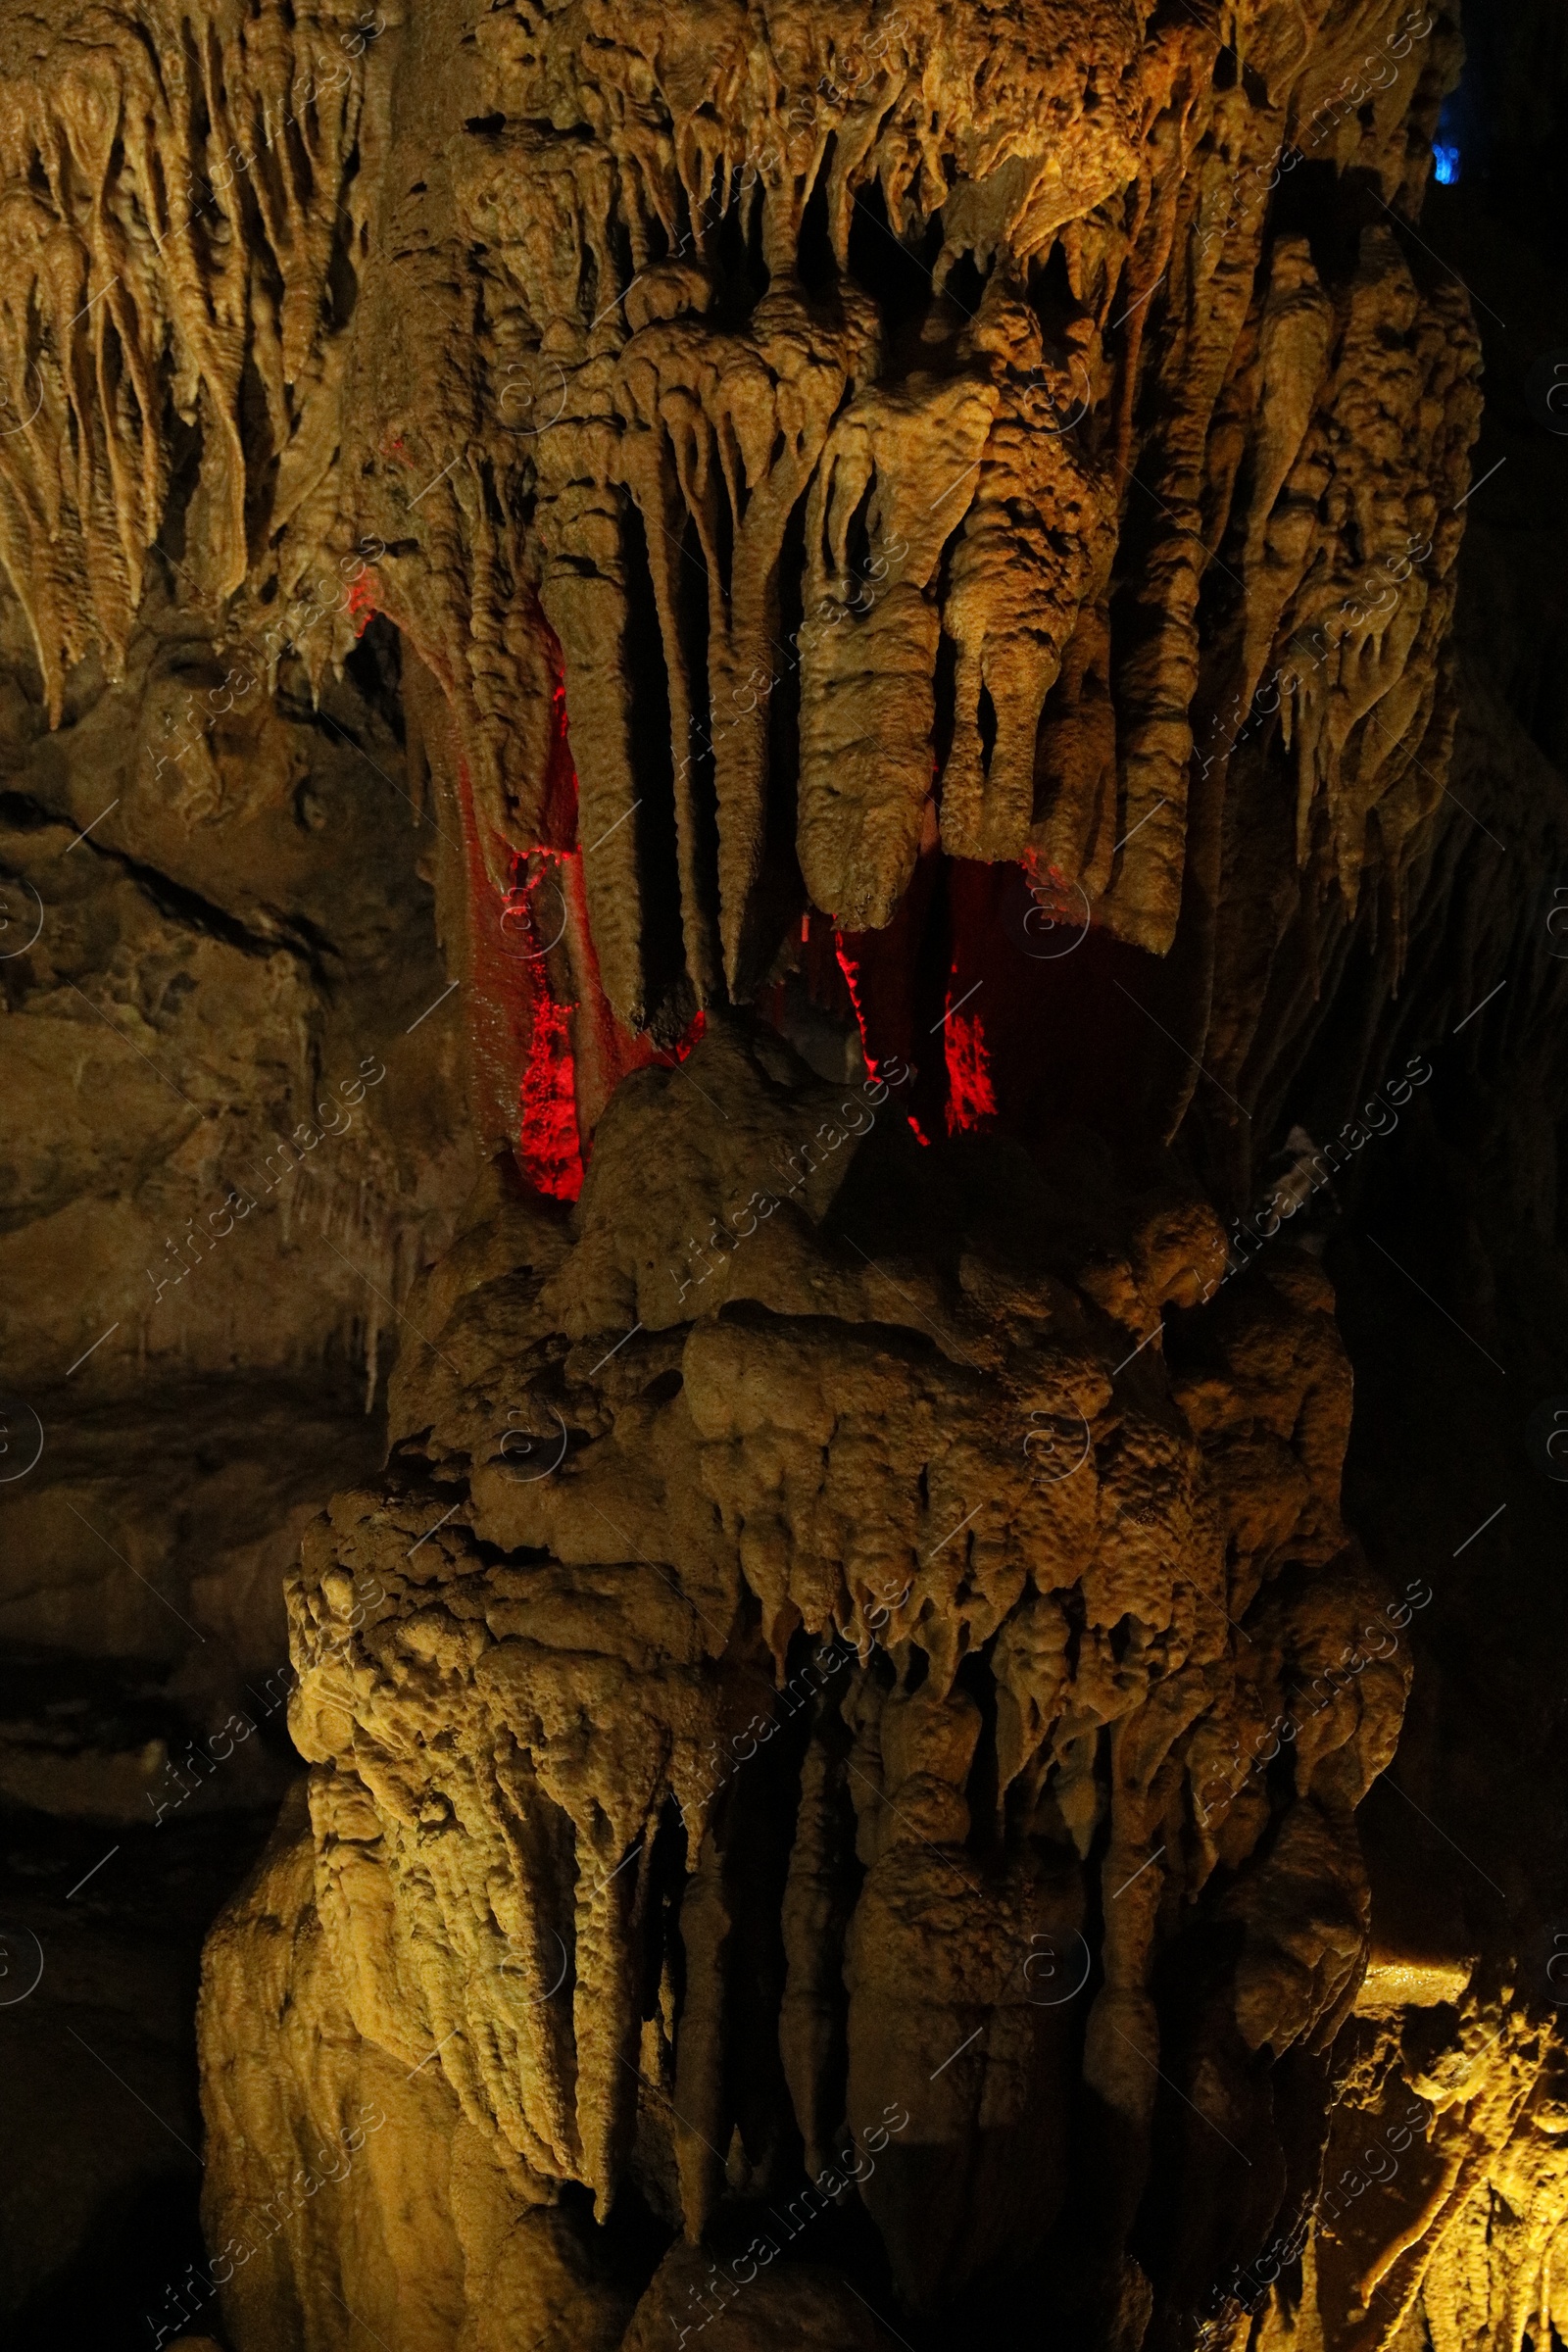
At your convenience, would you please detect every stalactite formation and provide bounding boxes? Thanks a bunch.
[0,0,1477,1056]
[200,1023,1419,2344]
[5,0,1562,2346]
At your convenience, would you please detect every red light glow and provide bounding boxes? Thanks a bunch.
[519,990,585,1200]
[833,931,883,1080]
[346,574,376,638]
[943,1006,998,1135]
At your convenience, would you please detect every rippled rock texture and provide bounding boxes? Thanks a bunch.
[198,1021,1410,2346]
[0,0,1477,1129]
[3,0,1562,2344]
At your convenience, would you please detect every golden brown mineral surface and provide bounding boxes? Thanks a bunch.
[0,0,1477,1063]
[3,0,1561,2343]
[201,1020,1413,2343]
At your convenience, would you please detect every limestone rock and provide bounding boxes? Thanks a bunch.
[201,1021,1410,2339]
[3,0,1555,2343]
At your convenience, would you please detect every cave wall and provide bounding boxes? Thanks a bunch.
[1,0,1567,2347]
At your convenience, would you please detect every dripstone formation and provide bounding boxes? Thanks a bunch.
[0,0,1478,1143]
[203,1026,1405,2346]
[2,0,1562,2345]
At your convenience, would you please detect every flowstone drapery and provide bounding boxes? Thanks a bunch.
[0,0,1477,1103]
[6,0,1554,2343]
[202,1022,1416,2346]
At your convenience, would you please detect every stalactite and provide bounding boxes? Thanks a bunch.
[201,1021,1416,2337]
[0,1,1508,2342]
[1,0,1475,1063]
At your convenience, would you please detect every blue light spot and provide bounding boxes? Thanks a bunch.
[1434,143,1460,185]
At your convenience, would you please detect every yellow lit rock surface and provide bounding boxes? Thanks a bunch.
[3,0,1558,2341]
[202,1021,1415,2340]
[0,0,1476,1030]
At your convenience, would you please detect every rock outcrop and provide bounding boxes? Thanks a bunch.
[3,0,1563,2344]
[0,0,1477,1093]
[201,1022,1413,2343]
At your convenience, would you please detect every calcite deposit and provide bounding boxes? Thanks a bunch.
[0,0,1477,1089]
[199,1021,1410,2343]
[1,0,1559,2343]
